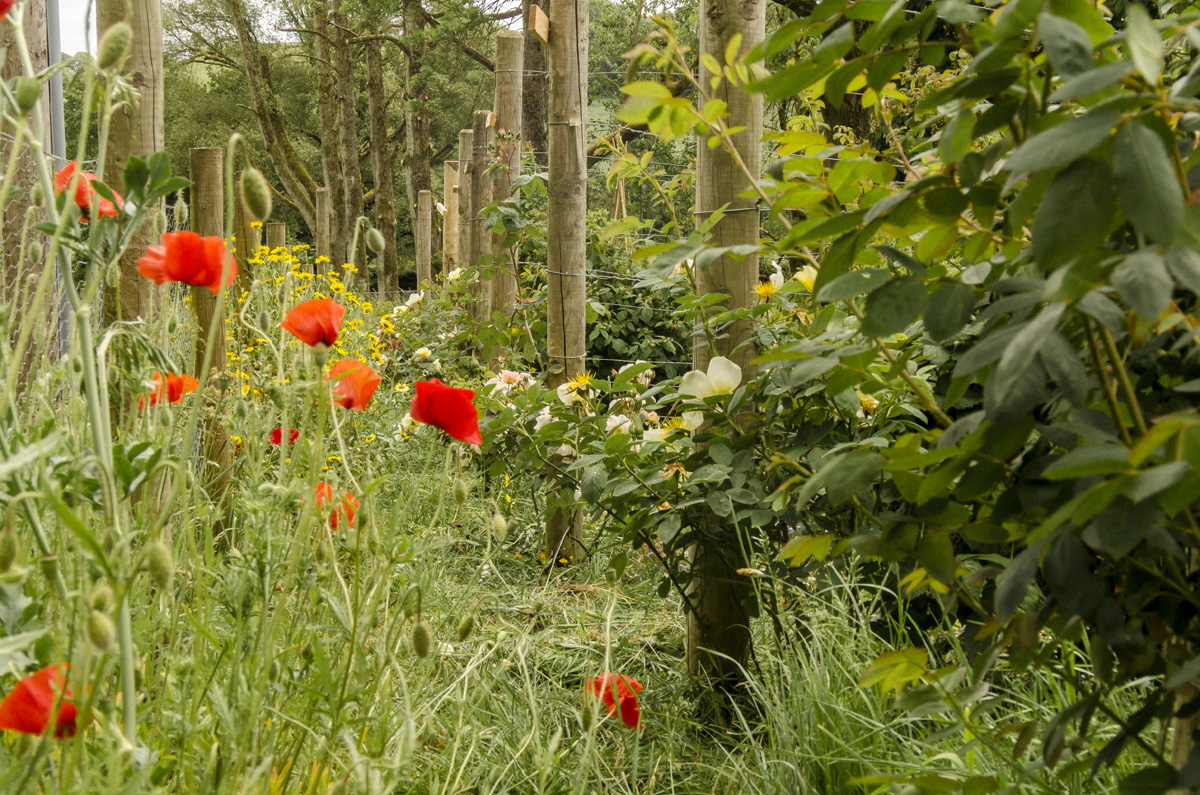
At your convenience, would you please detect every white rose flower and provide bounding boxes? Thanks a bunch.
[680,411,704,432]
[447,268,463,281]
[606,414,632,434]
[679,356,742,398]
[533,406,552,432]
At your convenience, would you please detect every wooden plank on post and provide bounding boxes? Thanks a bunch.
[456,129,473,298]
[469,110,493,320]
[266,222,287,251]
[416,190,432,289]
[685,0,766,682]
[315,187,331,277]
[543,0,588,564]
[489,30,524,349]
[529,3,550,46]
[442,162,460,283]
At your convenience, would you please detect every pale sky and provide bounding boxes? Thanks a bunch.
[57,0,96,56]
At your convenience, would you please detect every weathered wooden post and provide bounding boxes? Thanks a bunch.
[96,4,163,328]
[266,222,286,251]
[189,149,227,379]
[489,31,524,330]
[686,0,765,682]
[469,110,494,320]
[233,191,256,294]
[315,187,331,277]
[543,0,588,564]
[188,147,233,533]
[456,129,473,299]
[442,162,460,282]
[416,189,432,289]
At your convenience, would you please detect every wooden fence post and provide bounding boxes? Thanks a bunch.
[315,186,331,277]
[543,0,588,564]
[266,222,287,251]
[456,129,473,300]
[442,162,460,282]
[416,189,432,289]
[188,147,233,533]
[489,30,524,338]
[685,0,766,683]
[469,110,494,320]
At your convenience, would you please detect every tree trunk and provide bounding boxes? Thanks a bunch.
[313,1,347,267]
[96,0,162,328]
[522,0,548,168]
[225,0,316,229]
[333,11,365,280]
[402,2,433,239]
[366,37,399,296]
[686,0,765,684]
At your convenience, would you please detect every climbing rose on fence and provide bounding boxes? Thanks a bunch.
[55,161,121,221]
[271,427,300,446]
[315,482,358,531]
[281,297,345,348]
[587,673,642,729]
[137,231,238,293]
[327,359,381,411]
[410,379,482,446]
[139,372,199,408]
[0,665,79,738]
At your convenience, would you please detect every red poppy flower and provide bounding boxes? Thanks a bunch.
[55,161,122,221]
[410,379,482,446]
[0,664,79,738]
[138,371,199,408]
[137,231,238,294]
[588,673,642,729]
[315,482,359,531]
[0,0,16,21]
[281,298,345,348]
[271,427,300,446]
[327,359,381,411]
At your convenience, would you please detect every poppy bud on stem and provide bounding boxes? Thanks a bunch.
[411,622,433,659]
[146,541,173,591]
[0,531,17,573]
[491,512,508,542]
[239,168,272,222]
[366,227,386,255]
[456,614,475,642]
[97,22,132,70]
[15,77,40,114]
[86,610,116,651]
[453,479,469,507]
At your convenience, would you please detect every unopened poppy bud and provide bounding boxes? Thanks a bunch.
[491,513,508,542]
[154,208,168,234]
[411,622,433,658]
[269,660,282,682]
[86,609,116,650]
[146,540,173,590]
[31,183,44,207]
[239,168,272,222]
[89,582,115,612]
[453,479,469,507]
[97,22,132,70]
[300,641,314,662]
[0,532,17,573]
[456,614,475,642]
[15,77,40,114]
[175,194,189,226]
[27,240,43,263]
[581,700,597,731]
[39,556,58,587]
[366,227,386,254]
